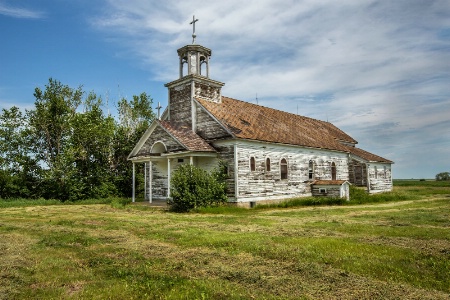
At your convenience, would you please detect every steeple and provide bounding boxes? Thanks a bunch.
[164,16,225,129]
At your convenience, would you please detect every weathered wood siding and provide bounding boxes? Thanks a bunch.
[169,83,192,124]
[136,126,184,157]
[148,161,168,199]
[311,186,341,198]
[195,104,231,140]
[211,143,236,198]
[348,159,367,187]
[232,141,349,201]
[368,163,393,193]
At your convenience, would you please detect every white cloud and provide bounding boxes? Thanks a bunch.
[91,0,450,178]
[0,2,45,19]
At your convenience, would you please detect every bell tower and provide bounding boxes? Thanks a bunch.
[164,16,225,130]
[177,44,211,78]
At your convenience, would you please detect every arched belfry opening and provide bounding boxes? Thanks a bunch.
[200,54,209,76]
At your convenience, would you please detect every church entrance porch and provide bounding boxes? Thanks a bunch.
[130,153,218,203]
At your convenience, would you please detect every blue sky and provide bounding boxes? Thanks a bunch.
[1,0,449,179]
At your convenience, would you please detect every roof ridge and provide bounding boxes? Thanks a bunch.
[221,95,325,124]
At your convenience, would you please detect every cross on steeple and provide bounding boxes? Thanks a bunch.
[190,15,199,44]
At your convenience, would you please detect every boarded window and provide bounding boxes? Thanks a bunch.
[308,160,315,180]
[250,157,256,171]
[266,157,271,171]
[331,162,336,180]
[280,158,288,179]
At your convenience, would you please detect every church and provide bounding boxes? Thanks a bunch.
[128,20,393,206]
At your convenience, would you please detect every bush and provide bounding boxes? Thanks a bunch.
[169,164,227,212]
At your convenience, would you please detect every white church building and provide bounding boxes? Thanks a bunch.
[128,22,393,206]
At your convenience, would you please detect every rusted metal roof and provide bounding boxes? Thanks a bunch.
[159,120,216,152]
[197,96,356,152]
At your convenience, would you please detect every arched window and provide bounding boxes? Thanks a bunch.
[151,141,167,154]
[280,158,288,179]
[250,157,256,171]
[331,162,336,180]
[308,160,315,180]
[266,157,271,171]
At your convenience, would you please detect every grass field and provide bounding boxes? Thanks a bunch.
[1,181,449,299]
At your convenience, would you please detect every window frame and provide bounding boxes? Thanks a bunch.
[266,157,271,172]
[280,158,288,180]
[331,162,336,180]
[250,157,256,172]
[308,160,315,180]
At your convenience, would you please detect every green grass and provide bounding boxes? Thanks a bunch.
[1,182,450,299]
[0,197,128,208]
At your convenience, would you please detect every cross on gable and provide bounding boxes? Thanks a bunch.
[156,102,163,120]
[190,15,199,44]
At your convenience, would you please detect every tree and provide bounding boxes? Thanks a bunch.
[0,78,155,200]
[68,92,116,199]
[435,172,450,181]
[0,106,40,198]
[28,78,82,199]
[170,164,228,212]
[112,93,155,197]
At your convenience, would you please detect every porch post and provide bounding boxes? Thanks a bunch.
[132,162,135,203]
[144,162,147,200]
[189,156,194,165]
[149,161,153,203]
[167,158,171,198]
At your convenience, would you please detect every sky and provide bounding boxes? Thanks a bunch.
[1,0,449,179]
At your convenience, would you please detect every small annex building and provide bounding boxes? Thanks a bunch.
[311,180,351,201]
[128,33,393,206]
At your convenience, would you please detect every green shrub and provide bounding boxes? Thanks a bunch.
[169,164,227,212]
